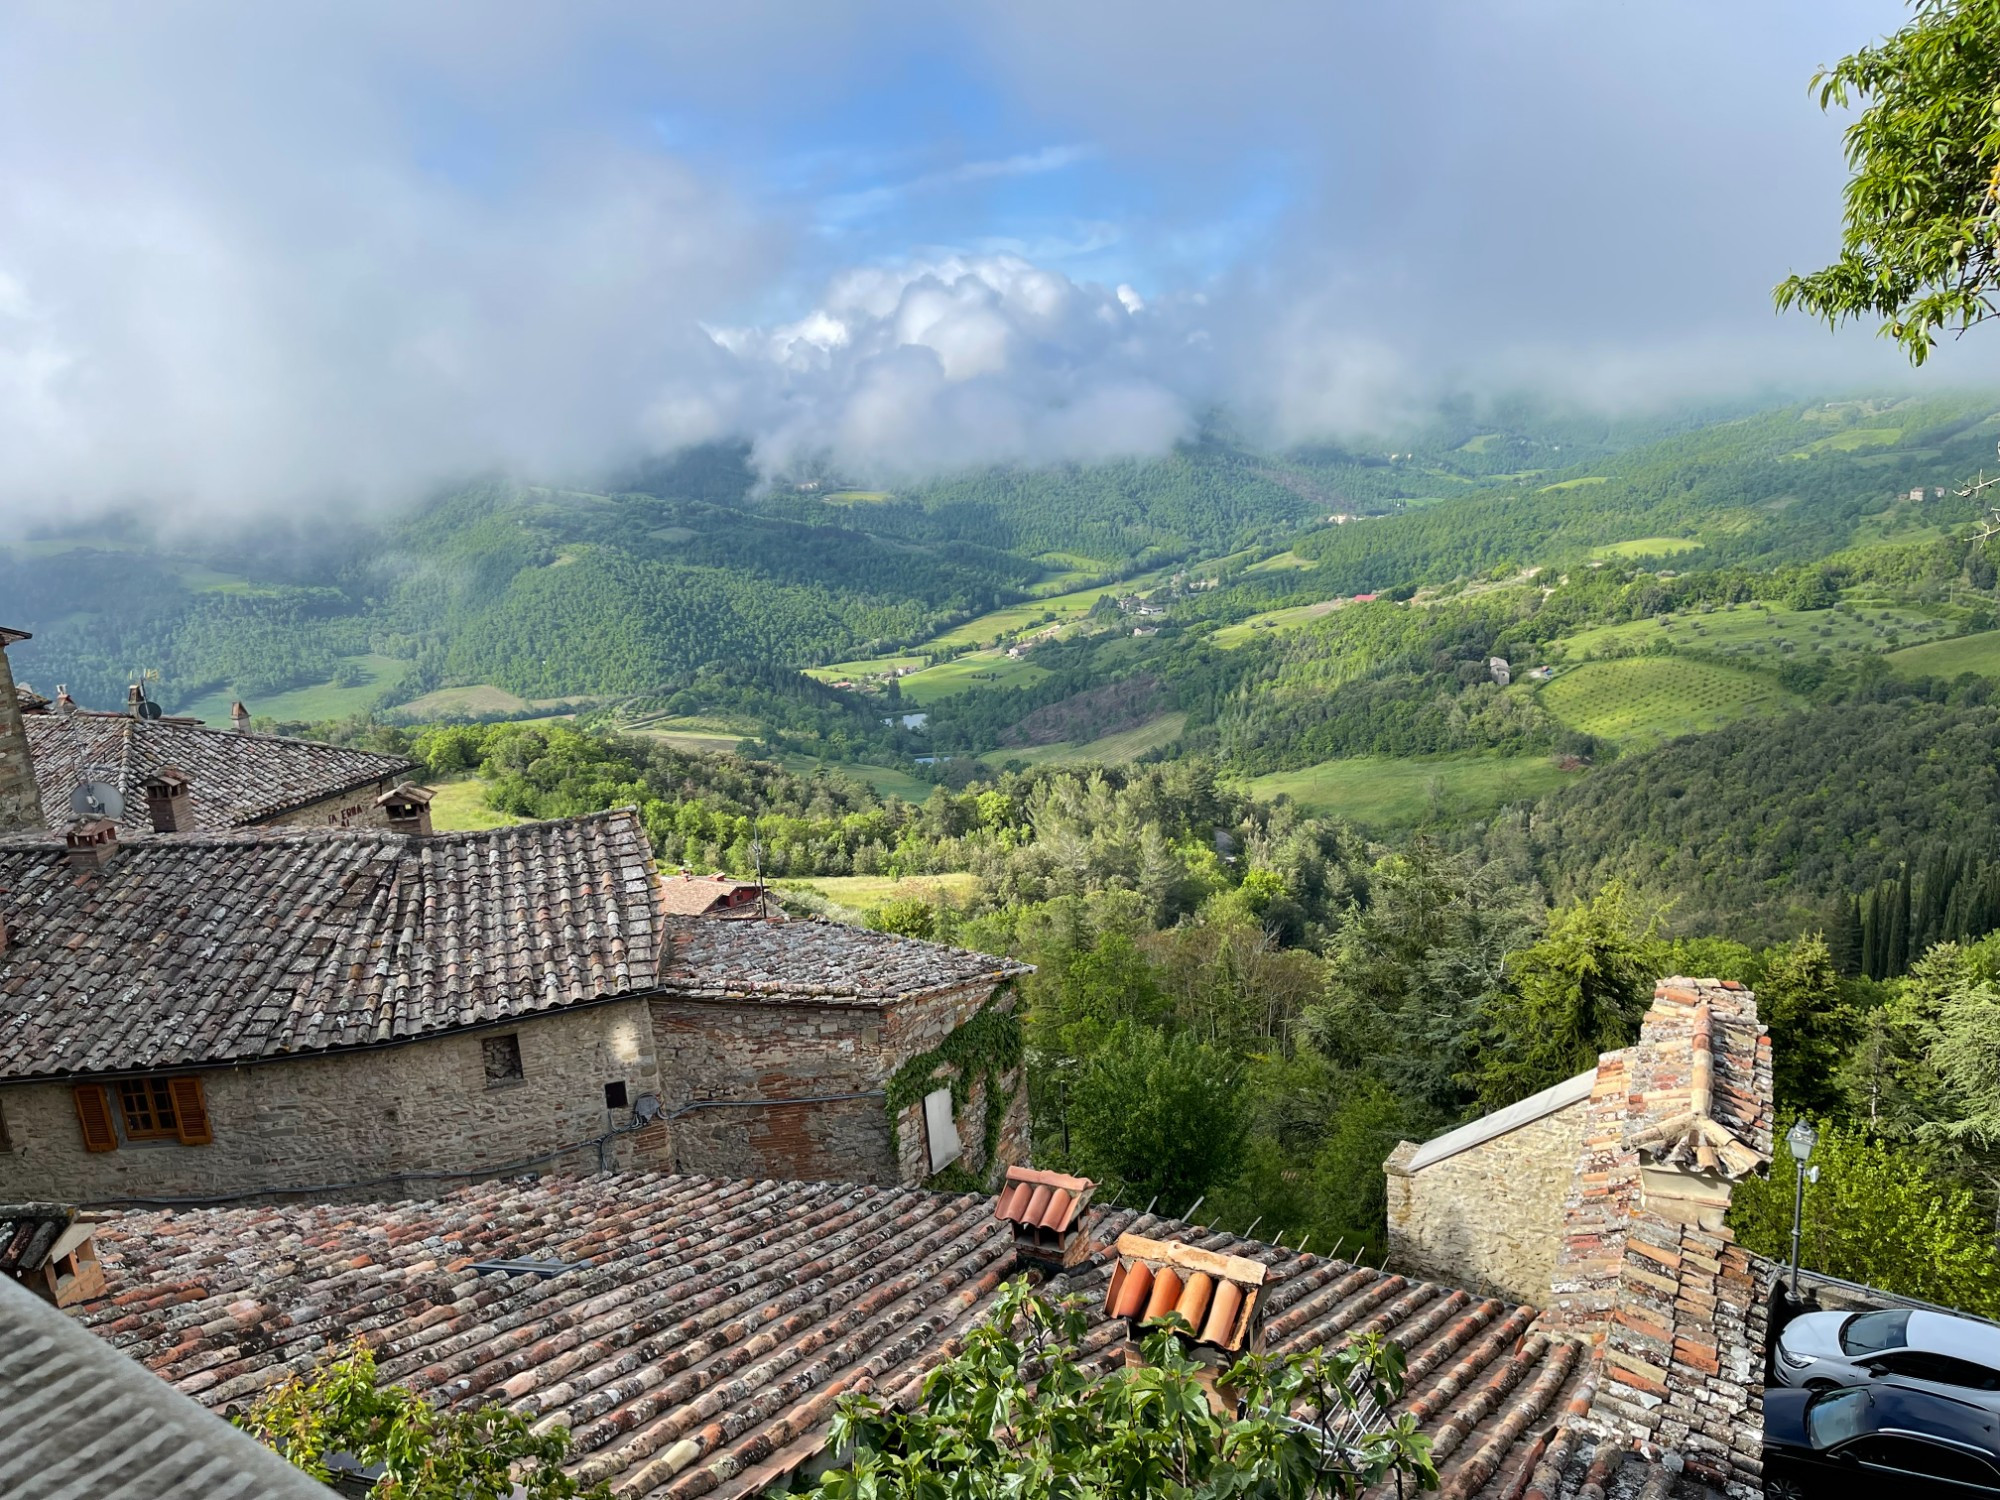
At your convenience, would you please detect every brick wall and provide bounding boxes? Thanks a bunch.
[0,998,663,1204]
[0,637,40,835]
[1383,1094,1588,1304]
[647,980,1027,1188]
[259,775,407,830]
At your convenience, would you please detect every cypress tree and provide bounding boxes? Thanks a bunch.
[1887,863,1913,977]
[1830,895,1865,977]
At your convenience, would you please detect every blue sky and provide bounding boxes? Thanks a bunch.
[0,0,1973,517]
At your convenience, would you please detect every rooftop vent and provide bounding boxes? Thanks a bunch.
[994,1165,1096,1266]
[64,818,119,875]
[142,766,195,834]
[374,781,435,837]
[0,1203,107,1307]
[1103,1231,1268,1356]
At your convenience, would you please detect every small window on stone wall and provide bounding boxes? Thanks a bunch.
[482,1034,524,1086]
[923,1087,962,1174]
[0,1096,10,1152]
[604,1080,629,1110]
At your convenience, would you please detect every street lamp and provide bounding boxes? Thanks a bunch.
[1787,1119,1819,1299]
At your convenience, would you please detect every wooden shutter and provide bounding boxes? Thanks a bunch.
[73,1084,118,1152]
[170,1077,213,1146]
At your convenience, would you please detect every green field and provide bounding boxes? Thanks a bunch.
[398,683,531,716]
[893,651,1052,705]
[1239,753,1576,827]
[1588,536,1703,561]
[986,713,1188,768]
[426,777,528,833]
[1536,657,1800,746]
[1211,601,1339,648]
[1248,551,1314,573]
[1887,628,2000,681]
[1541,475,1610,492]
[777,755,937,803]
[776,871,978,911]
[804,654,928,684]
[176,654,412,723]
[622,715,759,754]
[1560,602,1945,662]
[822,489,893,504]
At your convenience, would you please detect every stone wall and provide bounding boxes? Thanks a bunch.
[0,998,663,1203]
[259,774,408,830]
[0,635,40,835]
[647,980,1027,1187]
[1384,1094,1589,1304]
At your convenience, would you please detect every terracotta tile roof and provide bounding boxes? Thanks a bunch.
[25,716,416,834]
[2,1275,334,1500]
[660,916,1031,1006]
[66,1172,1620,1500]
[0,809,663,1080]
[657,874,764,918]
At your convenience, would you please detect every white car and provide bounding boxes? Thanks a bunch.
[1775,1308,2000,1413]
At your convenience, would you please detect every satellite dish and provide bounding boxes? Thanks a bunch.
[70,781,125,821]
[138,700,162,721]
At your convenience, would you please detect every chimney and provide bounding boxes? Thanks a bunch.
[374,781,435,836]
[126,683,145,718]
[142,767,195,834]
[0,628,43,836]
[230,700,250,734]
[65,818,119,875]
[54,686,76,717]
[994,1166,1096,1266]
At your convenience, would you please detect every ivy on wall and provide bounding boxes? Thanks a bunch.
[884,986,1025,1191]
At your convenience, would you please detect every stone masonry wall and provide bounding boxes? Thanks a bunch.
[646,979,1026,1188]
[0,997,663,1203]
[1384,1096,1588,1305]
[0,638,40,835]
[259,774,408,830]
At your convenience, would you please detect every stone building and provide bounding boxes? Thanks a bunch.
[650,917,1030,1186]
[1387,976,1776,1492]
[0,807,1029,1204]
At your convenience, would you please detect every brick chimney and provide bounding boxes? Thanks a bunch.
[142,767,195,834]
[65,818,119,875]
[0,628,43,835]
[230,700,250,734]
[375,781,434,836]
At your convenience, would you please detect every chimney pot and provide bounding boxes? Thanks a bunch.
[64,818,119,875]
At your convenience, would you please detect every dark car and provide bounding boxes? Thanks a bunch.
[1775,1308,2000,1413]
[1764,1384,2000,1497]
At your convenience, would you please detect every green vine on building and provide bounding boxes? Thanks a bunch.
[884,988,1024,1190]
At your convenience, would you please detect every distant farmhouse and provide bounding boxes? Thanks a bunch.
[0,626,1031,1204]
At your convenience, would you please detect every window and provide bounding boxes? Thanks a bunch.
[119,1077,179,1139]
[923,1087,962,1174]
[1869,1351,2000,1391]
[1843,1436,2000,1487]
[604,1080,629,1110]
[482,1035,524,1086]
[1804,1388,1872,1450]
[73,1077,212,1150]
[1841,1310,1912,1356]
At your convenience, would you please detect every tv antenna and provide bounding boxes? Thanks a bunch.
[69,764,125,822]
[129,669,164,721]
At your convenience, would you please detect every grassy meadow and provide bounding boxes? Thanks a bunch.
[1239,753,1576,827]
[1535,657,1799,747]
